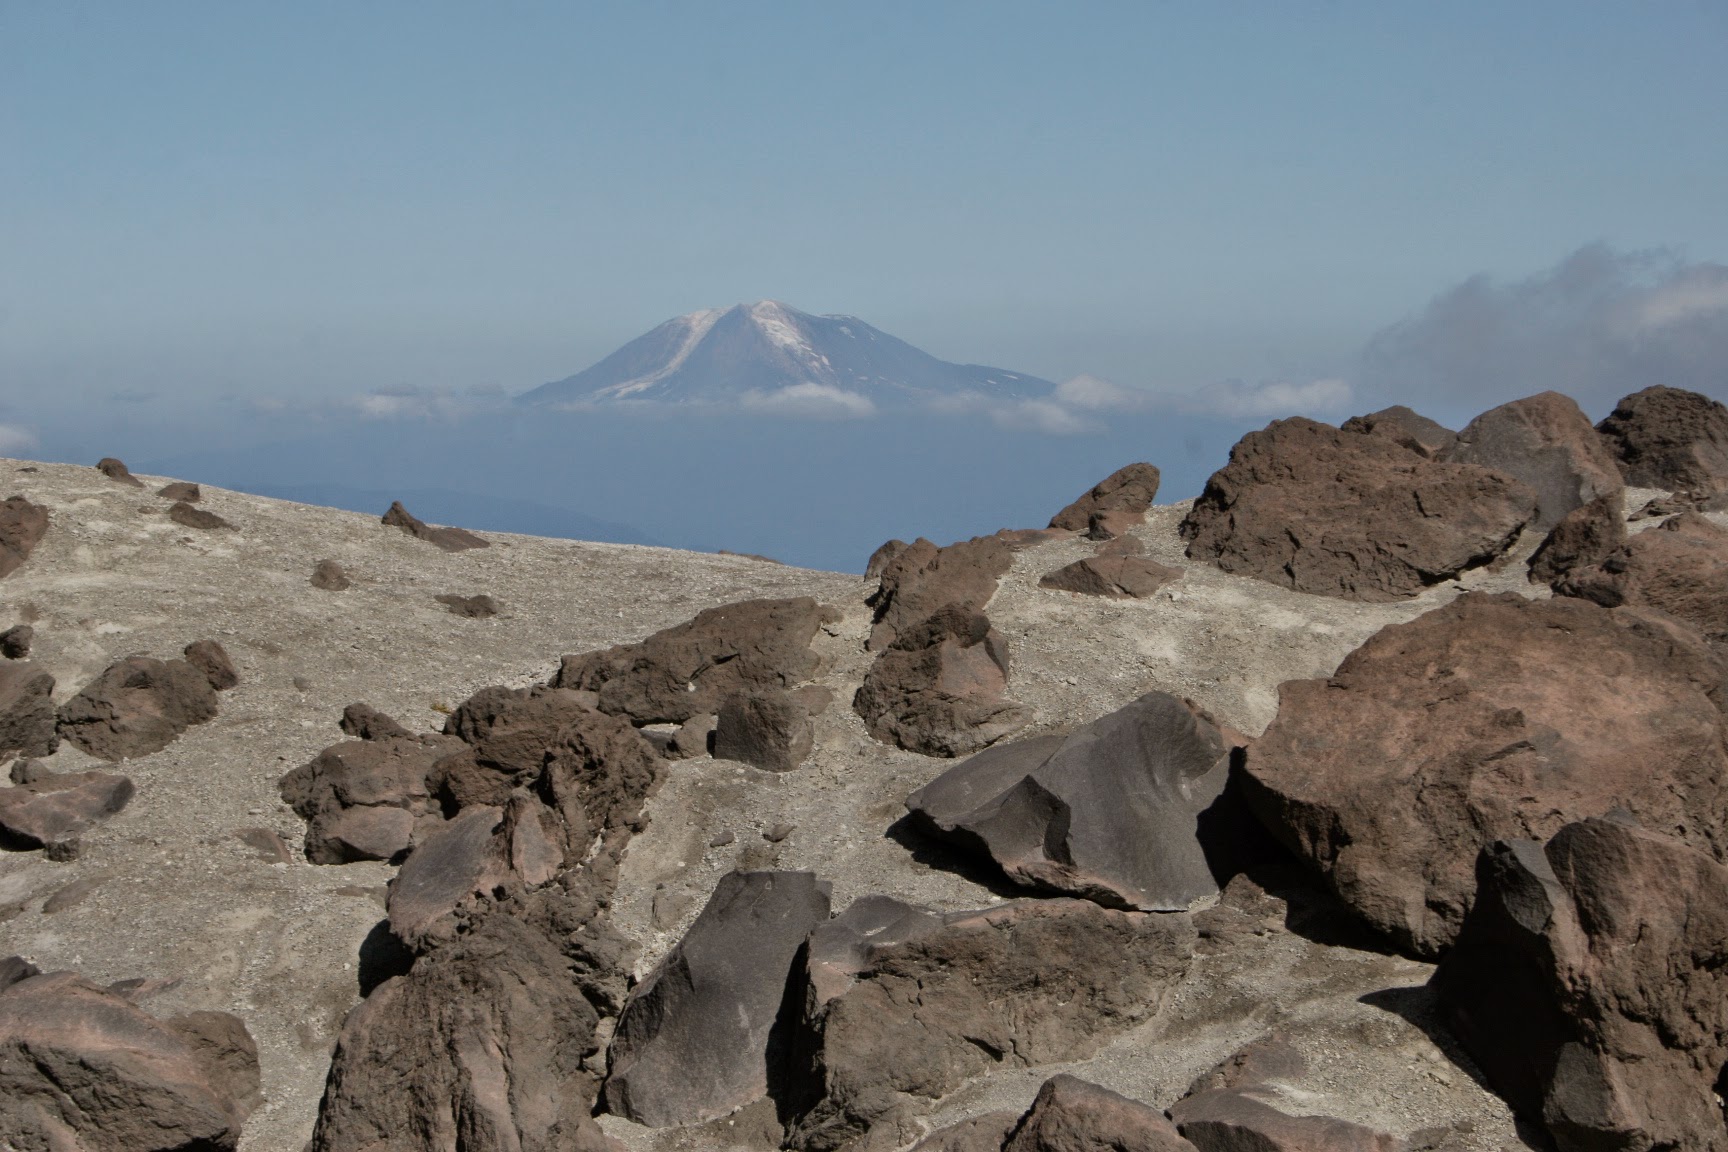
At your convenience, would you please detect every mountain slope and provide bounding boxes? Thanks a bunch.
[518,300,1054,409]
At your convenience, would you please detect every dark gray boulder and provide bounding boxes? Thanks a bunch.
[1527,492,1626,585]
[0,661,58,760]
[1038,555,1182,598]
[1341,405,1457,458]
[169,501,232,531]
[0,624,31,659]
[713,688,814,772]
[96,457,143,486]
[867,535,1015,650]
[604,870,832,1127]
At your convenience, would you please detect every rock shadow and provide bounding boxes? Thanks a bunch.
[356,919,416,996]
[883,812,1036,902]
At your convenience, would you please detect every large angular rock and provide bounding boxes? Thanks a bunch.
[604,870,832,1127]
[381,499,490,551]
[0,661,58,760]
[277,733,458,864]
[182,639,239,691]
[1038,555,1182,599]
[556,597,835,725]
[1442,391,1623,531]
[1596,385,1728,491]
[1047,462,1162,532]
[58,655,220,761]
[1240,591,1728,956]
[311,910,607,1152]
[1432,817,1728,1152]
[867,535,1014,650]
[0,495,49,579]
[433,686,630,810]
[385,804,514,950]
[853,606,1027,758]
[1554,510,1728,648]
[0,769,134,850]
[907,693,1237,910]
[0,970,259,1150]
[1180,418,1536,601]
[713,688,814,772]
[1340,405,1457,458]
[1171,1091,1398,1152]
[788,897,1195,1152]
[1527,492,1626,585]
[1008,1075,1195,1152]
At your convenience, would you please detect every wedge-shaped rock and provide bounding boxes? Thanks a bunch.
[380,499,489,551]
[907,693,1235,910]
[0,661,57,760]
[0,495,49,579]
[312,910,606,1152]
[0,970,258,1151]
[557,597,835,724]
[1442,391,1623,531]
[1240,592,1728,956]
[868,535,1014,650]
[1527,492,1626,584]
[1432,817,1728,1152]
[1340,405,1457,458]
[1039,555,1182,599]
[854,606,1027,758]
[0,769,133,849]
[1555,510,1728,647]
[1596,385,1728,491]
[604,870,832,1127]
[1047,462,1162,532]
[788,897,1195,1152]
[1180,417,1535,601]
[58,655,218,761]
[386,804,514,950]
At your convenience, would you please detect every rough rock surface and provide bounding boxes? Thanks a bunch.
[1526,493,1626,585]
[1554,510,1728,647]
[170,501,234,531]
[907,692,1237,910]
[854,606,1027,757]
[1241,591,1728,955]
[0,969,259,1150]
[1038,555,1183,599]
[1441,392,1623,532]
[604,870,832,1127]
[311,909,607,1152]
[1596,385,1728,491]
[1006,1075,1194,1152]
[278,733,458,864]
[1168,1036,1400,1152]
[97,457,144,487]
[338,701,411,741]
[310,558,351,590]
[436,591,500,618]
[713,688,814,772]
[0,661,59,760]
[157,481,201,502]
[789,897,1196,1151]
[868,536,1015,650]
[58,655,221,761]
[1432,817,1728,1152]
[1048,463,1163,533]
[1340,405,1457,458]
[0,495,50,580]
[557,597,835,725]
[0,623,30,658]
[0,768,134,850]
[1180,418,1536,601]
[381,499,490,552]
[183,639,240,691]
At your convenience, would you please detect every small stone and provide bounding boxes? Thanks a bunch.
[0,625,31,659]
[96,457,143,487]
[155,482,200,502]
[708,830,735,847]
[763,823,794,843]
[169,502,232,531]
[434,593,499,619]
[310,559,351,591]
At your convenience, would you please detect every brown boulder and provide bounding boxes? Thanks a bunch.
[96,456,144,486]
[182,639,239,691]
[1007,1075,1195,1152]
[1168,1034,1399,1152]
[385,804,515,949]
[0,970,258,1150]
[57,656,219,761]
[1,623,32,658]
[168,501,232,531]
[867,535,1014,650]
[338,701,411,741]
[1554,510,1728,647]
[0,769,134,850]
[1596,385,1728,491]
[911,1112,1022,1152]
[310,558,351,590]
[788,897,1195,1151]
[1340,405,1457,458]
[1039,555,1182,599]
[277,732,458,864]
[1180,418,1536,601]
[0,661,58,760]
[1433,817,1728,1152]
[556,597,835,725]
[0,495,49,579]
[864,538,910,581]
[381,499,489,551]
[712,688,814,772]
[1527,492,1626,584]
[1240,591,1728,955]
[1047,462,1162,532]
[1442,391,1623,531]
[853,606,1027,757]
[156,481,200,502]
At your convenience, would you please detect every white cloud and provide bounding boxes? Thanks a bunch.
[1052,374,1154,411]
[0,423,37,455]
[1198,377,1354,419]
[740,383,876,419]
[989,398,1098,434]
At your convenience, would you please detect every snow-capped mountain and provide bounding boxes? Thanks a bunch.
[517,301,1054,411]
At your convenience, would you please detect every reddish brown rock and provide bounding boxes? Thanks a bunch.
[0,495,49,579]
[1240,592,1728,956]
[169,501,231,531]
[0,661,58,760]
[1007,1075,1196,1152]
[867,535,1014,650]
[1039,555,1182,599]
[865,538,910,581]
[1170,1090,1399,1152]
[0,769,134,850]
[1596,385,1728,491]
[1340,405,1457,458]
[310,558,351,590]
[156,481,200,502]
[57,656,219,761]
[911,1112,1022,1152]
[182,639,239,691]
[556,597,835,725]
[1180,418,1536,601]
[277,732,459,864]
[1442,391,1623,531]
[381,499,489,551]
[1554,510,1728,647]
[338,701,411,741]
[853,606,1027,757]
[1433,817,1728,1152]
[712,688,813,772]
[0,970,259,1150]
[1048,462,1162,532]
[96,457,144,487]
[1527,493,1626,585]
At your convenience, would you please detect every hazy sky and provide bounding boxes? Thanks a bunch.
[6,2,1728,415]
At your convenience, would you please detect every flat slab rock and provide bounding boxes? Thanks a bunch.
[906,692,1237,910]
[1038,554,1182,598]
[0,768,134,849]
[381,499,489,552]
